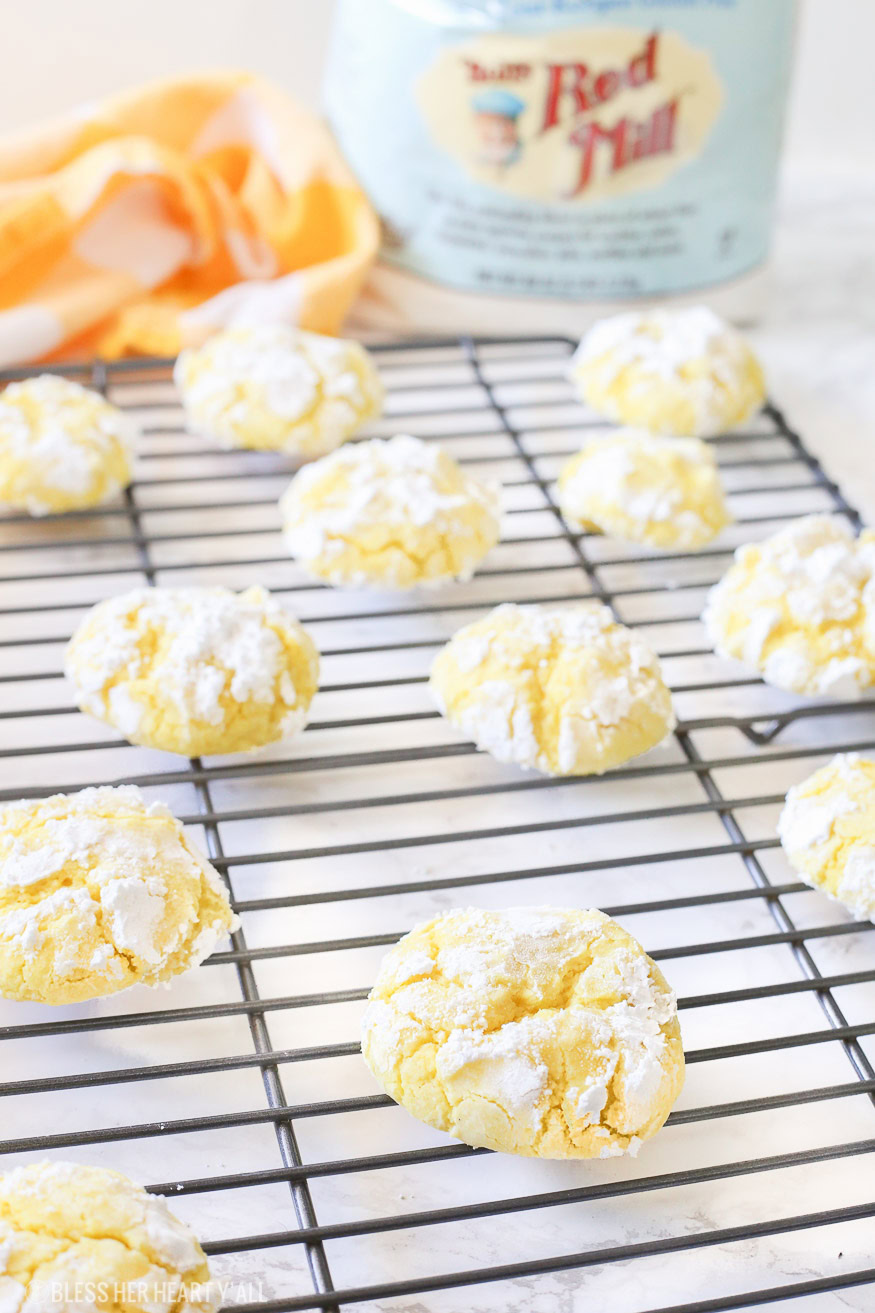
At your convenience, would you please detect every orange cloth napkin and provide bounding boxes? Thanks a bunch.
[0,71,379,365]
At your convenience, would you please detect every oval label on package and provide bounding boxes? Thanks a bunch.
[416,27,724,203]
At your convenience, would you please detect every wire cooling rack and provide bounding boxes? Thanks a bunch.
[0,336,873,1313]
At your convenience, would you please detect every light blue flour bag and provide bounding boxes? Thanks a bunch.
[325,0,797,331]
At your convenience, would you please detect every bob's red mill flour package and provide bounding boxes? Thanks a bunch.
[325,0,797,332]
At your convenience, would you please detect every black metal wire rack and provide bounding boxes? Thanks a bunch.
[0,335,873,1313]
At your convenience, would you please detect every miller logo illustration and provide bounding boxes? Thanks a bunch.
[417,27,724,203]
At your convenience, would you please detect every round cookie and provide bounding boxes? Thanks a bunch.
[280,434,501,588]
[174,325,383,457]
[703,515,875,699]
[65,584,319,757]
[0,1161,218,1313]
[429,601,675,775]
[0,785,237,1005]
[557,429,732,551]
[570,306,765,437]
[778,754,875,922]
[0,375,133,516]
[362,906,684,1159]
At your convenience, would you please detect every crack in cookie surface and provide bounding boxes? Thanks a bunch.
[362,906,684,1159]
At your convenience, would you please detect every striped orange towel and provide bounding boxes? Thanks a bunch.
[0,71,379,365]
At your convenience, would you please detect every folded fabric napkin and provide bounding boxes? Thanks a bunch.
[0,71,379,365]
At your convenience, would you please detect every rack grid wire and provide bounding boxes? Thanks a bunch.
[0,335,873,1313]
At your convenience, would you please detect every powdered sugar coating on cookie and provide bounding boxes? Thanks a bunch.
[779,753,875,921]
[558,429,731,550]
[0,375,134,516]
[174,325,383,457]
[65,585,319,756]
[362,906,684,1158]
[0,1161,219,1312]
[430,601,675,775]
[0,785,237,1004]
[280,434,500,588]
[570,306,765,437]
[703,515,875,698]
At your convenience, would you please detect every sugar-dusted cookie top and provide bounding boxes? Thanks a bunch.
[0,785,236,1005]
[430,601,675,776]
[779,753,875,922]
[174,325,383,457]
[0,1161,219,1312]
[570,306,765,437]
[65,584,319,756]
[0,374,134,515]
[281,434,500,588]
[703,515,875,699]
[558,429,732,551]
[362,906,684,1159]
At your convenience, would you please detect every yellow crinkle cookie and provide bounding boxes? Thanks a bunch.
[0,1161,218,1313]
[779,754,875,922]
[570,306,765,437]
[174,325,383,457]
[703,515,875,699]
[0,786,237,1005]
[0,375,133,516]
[362,906,684,1159]
[429,601,675,775]
[65,584,319,757]
[280,434,500,588]
[557,429,732,551]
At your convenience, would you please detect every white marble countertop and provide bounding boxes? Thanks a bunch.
[754,166,875,522]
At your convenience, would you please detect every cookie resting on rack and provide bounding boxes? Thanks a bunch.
[557,429,732,551]
[779,754,875,922]
[0,375,134,515]
[362,906,684,1159]
[429,601,675,775]
[65,584,319,756]
[174,324,383,457]
[0,1161,219,1312]
[280,433,501,588]
[0,786,237,1005]
[569,306,765,438]
[703,514,875,698]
